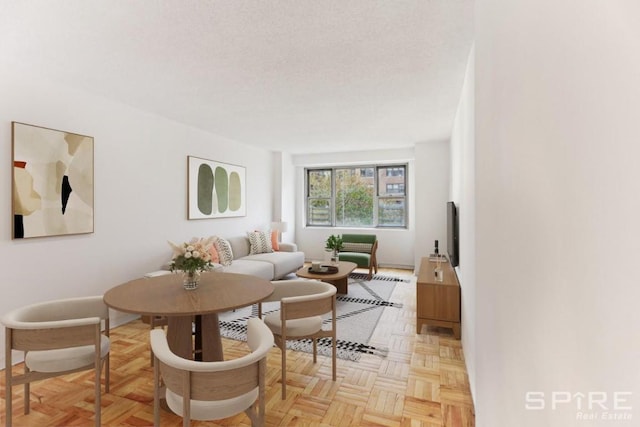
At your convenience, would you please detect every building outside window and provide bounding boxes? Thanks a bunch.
[386,183,405,193]
[386,167,404,177]
[306,164,407,228]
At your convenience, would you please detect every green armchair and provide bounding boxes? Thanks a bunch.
[338,234,378,279]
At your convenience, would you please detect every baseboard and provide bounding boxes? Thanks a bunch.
[110,311,140,328]
[377,263,415,271]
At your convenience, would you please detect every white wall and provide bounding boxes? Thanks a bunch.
[413,141,450,271]
[271,152,284,223]
[281,151,296,243]
[475,1,640,425]
[292,148,424,269]
[271,151,296,244]
[0,65,275,366]
[450,46,475,399]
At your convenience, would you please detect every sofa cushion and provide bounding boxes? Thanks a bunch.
[227,236,251,259]
[247,231,273,255]
[338,252,371,267]
[271,230,279,251]
[219,259,274,281]
[278,242,298,252]
[214,237,234,266]
[209,245,220,264]
[201,237,220,263]
[342,234,377,245]
[242,251,304,280]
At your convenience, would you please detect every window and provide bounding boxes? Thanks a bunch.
[360,168,374,178]
[306,164,407,228]
[386,167,404,177]
[307,169,332,226]
[386,183,405,194]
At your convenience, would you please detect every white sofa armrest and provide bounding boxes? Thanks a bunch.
[278,242,298,252]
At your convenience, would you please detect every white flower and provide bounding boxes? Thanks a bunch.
[192,251,201,259]
[184,252,192,259]
[186,245,195,252]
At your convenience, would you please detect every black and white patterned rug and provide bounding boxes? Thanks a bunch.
[218,272,409,361]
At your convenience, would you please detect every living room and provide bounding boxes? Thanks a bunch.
[2,1,640,426]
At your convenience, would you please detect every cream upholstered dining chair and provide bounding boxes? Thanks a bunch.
[150,317,273,427]
[2,296,110,427]
[258,279,337,399]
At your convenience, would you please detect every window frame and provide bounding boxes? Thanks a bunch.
[306,168,334,226]
[305,163,408,229]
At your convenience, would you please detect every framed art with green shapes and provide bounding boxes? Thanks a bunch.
[187,156,246,219]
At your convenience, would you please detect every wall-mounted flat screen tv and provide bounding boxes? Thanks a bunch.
[447,201,459,267]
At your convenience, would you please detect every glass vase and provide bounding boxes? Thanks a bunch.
[183,270,200,290]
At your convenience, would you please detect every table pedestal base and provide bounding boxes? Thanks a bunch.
[166,314,223,362]
[324,277,348,294]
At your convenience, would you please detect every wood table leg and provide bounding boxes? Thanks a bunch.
[167,315,223,362]
[194,315,202,361]
[326,277,348,294]
[201,313,223,361]
[166,316,194,360]
[162,314,224,413]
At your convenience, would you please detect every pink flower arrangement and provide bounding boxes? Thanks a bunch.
[168,237,214,274]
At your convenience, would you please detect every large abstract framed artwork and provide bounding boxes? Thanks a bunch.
[12,122,94,239]
[188,156,246,219]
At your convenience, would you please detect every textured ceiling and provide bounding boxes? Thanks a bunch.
[1,1,473,154]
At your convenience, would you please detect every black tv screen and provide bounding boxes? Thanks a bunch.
[447,201,459,267]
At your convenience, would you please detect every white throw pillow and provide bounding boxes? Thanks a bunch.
[247,231,273,255]
[214,237,234,266]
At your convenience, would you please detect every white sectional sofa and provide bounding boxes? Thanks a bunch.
[162,234,305,281]
[218,235,305,280]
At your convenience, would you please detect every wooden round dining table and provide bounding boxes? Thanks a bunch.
[104,271,273,361]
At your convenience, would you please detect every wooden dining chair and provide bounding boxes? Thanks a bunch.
[150,317,273,427]
[2,296,110,427]
[258,279,337,399]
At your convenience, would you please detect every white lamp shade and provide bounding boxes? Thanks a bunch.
[271,221,288,233]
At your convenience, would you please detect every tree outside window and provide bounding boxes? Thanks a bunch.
[307,169,332,226]
[335,167,374,227]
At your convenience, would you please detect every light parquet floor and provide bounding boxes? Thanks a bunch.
[0,267,475,426]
